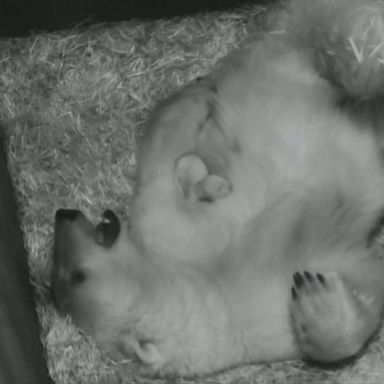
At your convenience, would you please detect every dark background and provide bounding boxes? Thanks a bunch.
[0,0,254,36]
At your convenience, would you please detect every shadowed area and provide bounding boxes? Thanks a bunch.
[0,132,53,383]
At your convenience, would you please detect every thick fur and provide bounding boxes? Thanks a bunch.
[53,0,384,377]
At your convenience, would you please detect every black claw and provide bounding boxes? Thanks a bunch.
[304,271,314,282]
[293,272,304,289]
[316,273,326,285]
[291,286,297,300]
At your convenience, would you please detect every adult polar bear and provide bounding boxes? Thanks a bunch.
[52,0,384,376]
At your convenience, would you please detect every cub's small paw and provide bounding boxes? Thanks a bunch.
[290,271,381,364]
[194,174,232,202]
[175,154,231,202]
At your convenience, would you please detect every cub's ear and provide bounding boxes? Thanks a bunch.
[95,210,121,248]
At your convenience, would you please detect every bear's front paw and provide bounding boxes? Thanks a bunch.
[290,270,381,365]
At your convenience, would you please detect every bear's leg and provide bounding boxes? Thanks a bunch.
[290,269,383,364]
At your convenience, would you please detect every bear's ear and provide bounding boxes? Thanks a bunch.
[122,335,163,369]
[95,210,121,248]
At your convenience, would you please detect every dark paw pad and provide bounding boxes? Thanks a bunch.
[290,271,380,364]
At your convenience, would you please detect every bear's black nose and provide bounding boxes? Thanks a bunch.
[55,209,82,222]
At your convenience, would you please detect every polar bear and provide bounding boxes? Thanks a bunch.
[52,0,384,376]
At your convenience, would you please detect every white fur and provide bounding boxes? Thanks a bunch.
[53,0,384,376]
